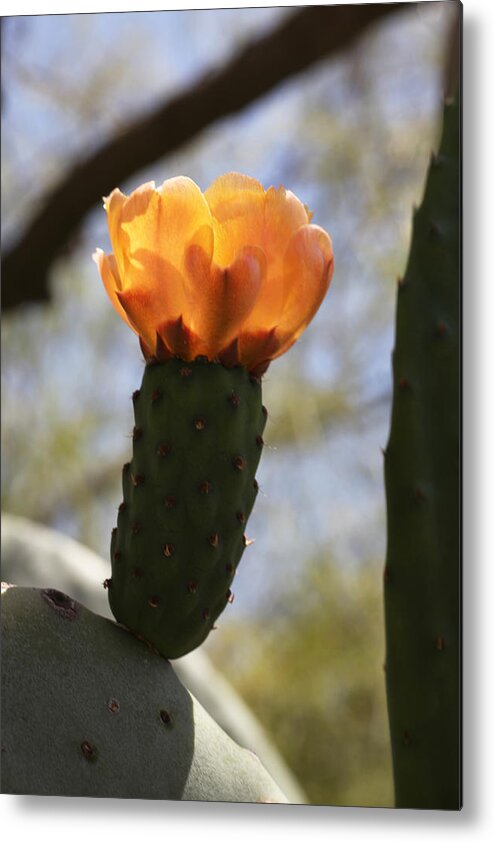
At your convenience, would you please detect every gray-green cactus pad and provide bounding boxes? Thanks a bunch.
[1,584,289,803]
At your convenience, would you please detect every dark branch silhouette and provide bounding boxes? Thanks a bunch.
[2,3,405,310]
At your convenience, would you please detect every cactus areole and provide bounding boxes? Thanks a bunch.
[94,172,334,658]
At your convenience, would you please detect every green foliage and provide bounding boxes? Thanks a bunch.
[110,358,266,659]
[383,93,460,809]
[208,558,393,807]
[1,583,289,802]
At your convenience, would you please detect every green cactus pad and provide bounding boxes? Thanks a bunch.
[108,358,266,659]
[383,94,460,809]
[1,584,289,802]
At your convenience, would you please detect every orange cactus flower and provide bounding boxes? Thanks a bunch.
[93,172,333,377]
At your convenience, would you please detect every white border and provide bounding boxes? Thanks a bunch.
[2,1,493,840]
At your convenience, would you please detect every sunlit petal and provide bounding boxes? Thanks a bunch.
[93,248,133,330]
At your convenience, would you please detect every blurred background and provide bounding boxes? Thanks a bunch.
[1,1,458,808]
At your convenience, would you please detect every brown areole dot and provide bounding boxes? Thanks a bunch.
[148,596,160,608]
[233,455,247,471]
[151,388,162,402]
[199,480,212,495]
[80,740,96,761]
[164,494,177,509]
[131,473,145,487]
[194,417,206,431]
[179,366,193,378]
[103,578,112,590]
[107,698,120,714]
[160,709,172,725]
[229,392,241,407]
[132,426,143,442]
[209,533,219,548]
[157,443,171,457]
[131,522,141,535]
[163,543,174,558]
[132,389,140,402]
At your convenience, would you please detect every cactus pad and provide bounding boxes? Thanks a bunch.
[383,94,460,809]
[109,358,266,659]
[1,583,289,802]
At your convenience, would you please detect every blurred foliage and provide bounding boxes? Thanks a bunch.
[208,555,392,807]
[1,3,457,808]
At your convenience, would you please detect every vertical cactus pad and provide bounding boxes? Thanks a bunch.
[383,94,460,809]
[109,358,266,659]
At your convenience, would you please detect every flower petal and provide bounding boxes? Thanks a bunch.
[272,224,334,357]
[184,242,265,356]
[93,248,134,331]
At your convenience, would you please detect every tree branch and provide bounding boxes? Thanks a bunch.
[2,3,405,310]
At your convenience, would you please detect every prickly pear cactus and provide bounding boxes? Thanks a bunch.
[383,93,460,809]
[108,358,266,659]
[1,583,289,802]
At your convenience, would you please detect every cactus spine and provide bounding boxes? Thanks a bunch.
[383,93,460,809]
[109,357,266,659]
